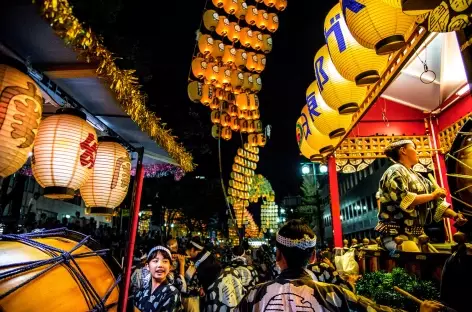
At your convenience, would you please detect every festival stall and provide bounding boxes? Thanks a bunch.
[0,1,194,311]
[296,0,471,249]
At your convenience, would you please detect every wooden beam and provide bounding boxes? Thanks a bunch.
[34,62,99,79]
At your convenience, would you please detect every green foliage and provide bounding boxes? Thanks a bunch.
[356,268,439,311]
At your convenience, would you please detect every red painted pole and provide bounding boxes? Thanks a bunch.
[428,118,456,239]
[328,156,343,248]
[119,147,145,312]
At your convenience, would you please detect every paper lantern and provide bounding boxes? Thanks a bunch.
[191,57,208,79]
[211,110,221,124]
[240,28,254,48]
[262,34,273,53]
[240,120,249,132]
[0,65,43,178]
[212,124,222,139]
[230,71,244,92]
[255,54,266,73]
[213,0,225,8]
[227,22,241,42]
[221,112,232,126]
[220,67,232,86]
[229,104,239,117]
[216,16,230,36]
[246,6,258,25]
[203,10,220,31]
[251,74,262,93]
[267,13,280,33]
[230,116,240,131]
[341,0,417,55]
[188,81,203,102]
[200,84,215,106]
[242,110,251,120]
[256,10,270,30]
[212,40,225,59]
[215,88,225,100]
[224,0,239,15]
[237,106,245,119]
[251,31,263,50]
[223,46,237,65]
[257,133,266,146]
[234,49,248,69]
[313,46,366,114]
[248,94,259,110]
[235,0,249,19]
[303,89,352,139]
[263,0,276,7]
[248,121,256,133]
[253,109,261,119]
[242,72,253,91]
[222,127,232,140]
[246,52,258,71]
[205,62,220,84]
[208,97,218,110]
[255,120,263,132]
[324,4,388,86]
[275,0,287,11]
[379,0,435,15]
[198,34,214,55]
[80,138,131,215]
[32,109,98,199]
[236,93,250,110]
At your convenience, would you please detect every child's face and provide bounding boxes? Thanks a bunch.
[147,252,171,282]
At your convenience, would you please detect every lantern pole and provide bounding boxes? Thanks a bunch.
[327,155,343,248]
[119,147,145,312]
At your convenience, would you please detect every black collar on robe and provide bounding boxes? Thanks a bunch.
[277,267,311,281]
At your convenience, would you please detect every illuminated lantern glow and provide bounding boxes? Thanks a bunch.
[237,106,245,119]
[257,133,266,146]
[219,67,232,85]
[221,127,232,140]
[212,40,225,59]
[80,138,131,215]
[255,54,266,73]
[240,28,254,48]
[246,52,258,72]
[248,94,259,110]
[253,109,261,119]
[230,71,244,92]
[263,0,276,7]
[205,62,220,84]
[203,10,220,31]
[275,0,287,11]
[216,88,226,100]
[242,72,253,91]
[188,81,203,103]
[235,0,249,19]
[229,105,239,117]
[248,121,256,133]
[256,10,270,30]
[211,110,221,124]
[212,0,225,8]
[251,31,263,50]
[245,6,258,25]
[223,46,237,65]
[379,0,433,15]
[191,57,208,79]
[262,34,273,54]
[234,49,248,69]
[242,110,251,120]
[227,22,241,42]
[201,84,215,105]
[324,4,388,86]
[240,120,249,133]
[313,46,366,114]
[341,0,417,55]
[251,74,262,93]
[267,13,280,33]
[224,0,239,15]
[32,109,98,199]
[212,124,222,139]
[216,16,230,37]
[221,112,231,126]
[255,120,263,132]
[210,97,220,110]
[236,93,250,110]
[304,88,352,139]
[198,34,214,55]
[0,65,43,178]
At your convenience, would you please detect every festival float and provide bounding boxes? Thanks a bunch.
[296,0,471,273]
[0,1,194,311]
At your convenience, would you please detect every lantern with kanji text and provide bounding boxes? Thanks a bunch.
[245,6,258,25]
[191,57,207,79]
[203,10,219,31]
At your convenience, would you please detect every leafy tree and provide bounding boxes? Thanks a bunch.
[296,175,324,244]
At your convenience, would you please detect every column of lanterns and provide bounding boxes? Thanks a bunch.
[261,201,278,232]
[188,0,287,143]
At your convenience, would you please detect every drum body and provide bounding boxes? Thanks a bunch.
[0,235,120,312]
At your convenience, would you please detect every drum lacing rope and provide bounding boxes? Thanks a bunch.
[0,228,120,312]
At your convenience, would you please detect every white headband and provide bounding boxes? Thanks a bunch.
[191,241,204,250]
[276,233,316,250]
[147,246,172,261]
[388,139,414,149]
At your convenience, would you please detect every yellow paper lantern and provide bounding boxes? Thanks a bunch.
[222,127,232,140]
[224,0,239,15]
[242,72,253,91]
[257,133,266,146]
[251,31,263,50]
[255,54,266,73]
[227,22,241,42]
[216,16,230,37]
[235,0,249,19]
[248,121,256,133]
[253,109,261,119]
[211,110,221,124]
[221,112,232,126]
[234,49,248,69]
[230,70,244,92]
[262,34,273,54]
[263,0,276,7]
[249,94,260,110]
[236,93,250,110]
[80,138,131,215]
[245,6,259,25]
[210,97,220,110]
[191,57,208,79]
[240,28,254,48]
[324,4,388,86]
[240,119,249,133]
[212,124,222,139]
[0,65,43,178]
[230,116,240,131]
[203,10,220,31]
[219,67,232,85]
[313,46,366,114]
[223,46,237,65]
[275,0,287,11]
[205,62,220,84]
[198,34,214,55]
[267,13,280,33]
[32,109,98,199]
[255,120,263,132]
[201,84,215,106]
[246,52,258,72]
[212,40,225,59]
[251,74,262,93]
[213,0,225,8]
[188,81,203,103]
[341,0,417,55]
[229,105,239,117]
[379,0,432,15]
[256,10,270,30]
[303,88,352,139]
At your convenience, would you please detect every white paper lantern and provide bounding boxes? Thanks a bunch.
[32,109,98,199]
[0,65,43,178]
[80,138,131,215]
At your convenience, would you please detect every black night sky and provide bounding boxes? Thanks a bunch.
[70,0,337,199]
